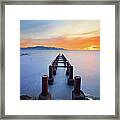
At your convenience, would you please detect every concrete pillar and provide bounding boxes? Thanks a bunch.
[38,75,51,100]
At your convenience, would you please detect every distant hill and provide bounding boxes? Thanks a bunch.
[20,46,65,50]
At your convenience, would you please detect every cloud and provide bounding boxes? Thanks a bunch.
[21,36,100,50]
[20,20,100,39]
[20,20,100,50]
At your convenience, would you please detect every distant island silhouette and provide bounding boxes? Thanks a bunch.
[21,46,65,50]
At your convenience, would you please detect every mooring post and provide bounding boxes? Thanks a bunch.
[72,76,85,100]
[48,65,54,85]
[67,66,74,85]
[38,75,51,100]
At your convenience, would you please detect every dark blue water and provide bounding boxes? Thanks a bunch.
[20,50,100,99]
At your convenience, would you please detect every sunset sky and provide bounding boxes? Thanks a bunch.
[20,20,100,50]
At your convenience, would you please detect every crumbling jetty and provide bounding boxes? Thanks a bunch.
[38,54,85,100]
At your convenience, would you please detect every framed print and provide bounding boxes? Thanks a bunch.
[0,0,119,119]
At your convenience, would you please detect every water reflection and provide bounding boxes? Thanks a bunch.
[20,50,100,99]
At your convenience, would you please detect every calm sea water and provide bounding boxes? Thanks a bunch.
[20,50,100,100]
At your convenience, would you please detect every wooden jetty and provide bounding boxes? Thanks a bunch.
[38,53,86,100]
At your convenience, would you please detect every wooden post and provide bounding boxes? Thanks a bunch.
[42,75,48,96]
[69,66,73,79]
[74,76,81,94]
[54,60,58,70]
[53,65,56,75]
[72,76,85,100]
[38,75,51,100]
[66,66,69,75]
[67,66,74,85]
[49,65,53,78]
[66,61,70,75]
[64,59,66,67]
[56,54,60,60]
[62,54,65,61]
[52,60,58,70]
[55,60,58,65]
[48,65,54,85]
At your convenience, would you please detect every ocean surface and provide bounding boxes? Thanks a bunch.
[20,50,100,100]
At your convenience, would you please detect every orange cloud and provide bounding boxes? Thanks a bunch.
[20,36,100,50]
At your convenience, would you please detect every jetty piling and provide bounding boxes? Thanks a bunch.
[74,76,81,94]
[66,61,71,75]
[72,76,85,100]
[42,75,48,96]
[67,66,74,85]
[39,53,86,100]
[53,65,56,75]
[48,65,54,85]
[38,75,51,100]
[49,54,74,85]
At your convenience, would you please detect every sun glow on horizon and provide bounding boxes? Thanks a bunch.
[20,20,100,50]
